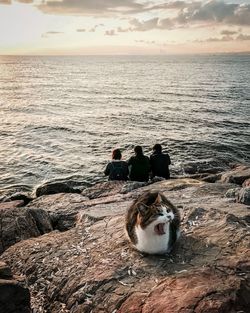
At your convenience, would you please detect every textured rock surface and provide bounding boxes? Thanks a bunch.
[0,261,31,313]
[1,177,250,313]
[26,193,89,231]
[220,165,250,185]
[238,187,250,205]
[0,204,53,254]
[35,182,81,198]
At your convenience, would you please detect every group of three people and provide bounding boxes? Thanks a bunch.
[104,144,171,182]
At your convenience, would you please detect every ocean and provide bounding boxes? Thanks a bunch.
[0,54,249,196]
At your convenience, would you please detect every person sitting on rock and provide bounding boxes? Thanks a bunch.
[104,149,129,181]
[150,143,171,179]
[127,146,151,182]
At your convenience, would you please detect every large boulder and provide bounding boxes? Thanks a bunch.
[1,180,249,313]
[0,202,53,254]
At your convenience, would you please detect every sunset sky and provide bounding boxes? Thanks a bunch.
[0,0,250,55]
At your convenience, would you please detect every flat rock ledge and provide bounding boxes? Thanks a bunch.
[0,165,250,313]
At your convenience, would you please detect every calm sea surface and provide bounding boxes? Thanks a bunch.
[0,54,249,195]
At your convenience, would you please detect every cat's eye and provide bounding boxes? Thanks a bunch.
[166,209,171,213]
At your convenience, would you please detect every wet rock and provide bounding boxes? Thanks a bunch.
[183,163,198,174]
[0,205,53,254]
[0,261,31,313]
[3,193,33,206]
[221,165,250,185]
[35,182,81,198]
[183,162,224,175]
[238,187,250,205]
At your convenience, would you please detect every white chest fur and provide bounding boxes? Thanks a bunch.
[135,222,171,254]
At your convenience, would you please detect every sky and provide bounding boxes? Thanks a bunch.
[0,0,250,55]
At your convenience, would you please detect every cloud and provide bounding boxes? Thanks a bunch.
[130,17,159,31]
[105,29,116,36]
[18,0,33,3]
[88,24,104,32]
[135,39,156,44]
[38,0,145,15]
[236,33,250,40]
[162,0,250,27]
[98,1,249,36]
[76,29,86,32]
[46,31,63,34]
[0,0,11,4]
[0,0,33,3]
[221,29,239,35]
[194,32,250,42]
[180,1,250,26]
[42,31,64,38]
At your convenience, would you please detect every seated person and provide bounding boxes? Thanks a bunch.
[127,146,151,182]
[150,143,171,179]
[104,149,129,181]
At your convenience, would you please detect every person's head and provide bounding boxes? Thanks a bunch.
[112,149,122,160]
[153,144,162,153]
[134,145,143,156]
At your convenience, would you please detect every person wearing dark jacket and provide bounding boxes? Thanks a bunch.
[104,149,129,181]
[127,146,150,182]
[150,144,171,179]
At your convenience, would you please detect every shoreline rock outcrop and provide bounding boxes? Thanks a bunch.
[0,165,250,313]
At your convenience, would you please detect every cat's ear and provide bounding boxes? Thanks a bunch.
[137,203,148,216]
[154,193,162,204]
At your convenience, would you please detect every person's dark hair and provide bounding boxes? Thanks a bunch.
[153,144,162,153]
[112,149,122,160]
[134,145,143,156]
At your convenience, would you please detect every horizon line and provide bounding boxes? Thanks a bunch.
[1,51,250,57]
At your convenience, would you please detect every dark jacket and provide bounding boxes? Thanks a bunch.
[127,155,150,182]
[104,160,129,181]
[150,152,171,179]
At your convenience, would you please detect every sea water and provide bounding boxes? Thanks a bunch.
[0,54,249,194]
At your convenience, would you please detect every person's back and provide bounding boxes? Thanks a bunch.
[150,144,171,179]
[104,149,129,181]
[128,146,150,182]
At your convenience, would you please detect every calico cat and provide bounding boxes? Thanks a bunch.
[125,191,180,254]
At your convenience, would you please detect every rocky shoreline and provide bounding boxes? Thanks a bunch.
[0,164,250,313]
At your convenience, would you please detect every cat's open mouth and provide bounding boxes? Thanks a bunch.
[154,223,166,235]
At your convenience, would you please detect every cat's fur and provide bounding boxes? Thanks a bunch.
[125,191,180,254]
